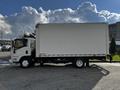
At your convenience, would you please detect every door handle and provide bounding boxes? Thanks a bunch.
[26,50,28,54]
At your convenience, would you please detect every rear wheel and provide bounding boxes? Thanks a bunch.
[74,59,84,68]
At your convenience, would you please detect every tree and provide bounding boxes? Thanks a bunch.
[109,38,116,55]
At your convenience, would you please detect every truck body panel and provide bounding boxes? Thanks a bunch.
[36,23,109,58]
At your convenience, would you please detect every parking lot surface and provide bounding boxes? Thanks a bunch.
[0,63,120,90]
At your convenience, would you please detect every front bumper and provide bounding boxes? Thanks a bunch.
[9,56,20,63]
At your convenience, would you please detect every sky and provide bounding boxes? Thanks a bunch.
[0,0,120,15]
[0,0,120,38]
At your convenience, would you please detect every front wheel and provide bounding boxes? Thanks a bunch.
[73,59,84,68]
[20,59,31,68]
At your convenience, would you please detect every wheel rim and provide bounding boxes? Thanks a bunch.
[22,60,29,67]
[76,59,83,67]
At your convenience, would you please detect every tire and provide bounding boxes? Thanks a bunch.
[74,59,84,68]
[20,58,31,68]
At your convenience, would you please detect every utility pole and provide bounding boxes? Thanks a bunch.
[0,31,3,46]
[0,31,3,40]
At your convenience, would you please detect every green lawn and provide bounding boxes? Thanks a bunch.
[112,55,120,61]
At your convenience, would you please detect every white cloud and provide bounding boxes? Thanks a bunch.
[6,6,48,38]
[99,10,120,23]
[45,2,105,23]
[0,1,120,38]
[0,14,11,34]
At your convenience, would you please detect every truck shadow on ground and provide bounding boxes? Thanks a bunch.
[0,64,109,90]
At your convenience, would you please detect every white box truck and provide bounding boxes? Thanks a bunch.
[10,23,110,68]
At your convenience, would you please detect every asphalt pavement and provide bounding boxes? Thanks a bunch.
[0,63,120,90]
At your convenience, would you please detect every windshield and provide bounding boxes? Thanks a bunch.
[14,39,27,50]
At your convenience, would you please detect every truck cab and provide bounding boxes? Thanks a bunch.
[10,37,35,68]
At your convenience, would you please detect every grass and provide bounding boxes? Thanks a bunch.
[112,55,120,61]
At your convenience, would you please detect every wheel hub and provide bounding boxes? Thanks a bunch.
[76,60,83,67]
[22,60,29,67]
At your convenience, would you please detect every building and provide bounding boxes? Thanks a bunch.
[0,39,11,46]
[109,22,120,41]
[109,22,120,53]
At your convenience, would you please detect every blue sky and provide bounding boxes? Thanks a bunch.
[0,0,120,15]
[0,0,120,38]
